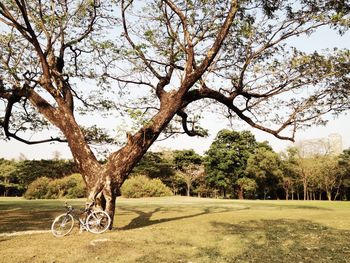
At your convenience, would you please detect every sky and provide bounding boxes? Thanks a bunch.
[0,110,349,159]
[153,112,350,154]
[0,16,349,160]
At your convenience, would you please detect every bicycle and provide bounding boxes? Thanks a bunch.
[51,202,111,237]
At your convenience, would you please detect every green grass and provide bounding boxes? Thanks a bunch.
[1,197,350,263]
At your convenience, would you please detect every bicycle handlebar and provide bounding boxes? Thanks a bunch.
[85,201,95,210]
[64,202,73,212]
[63,201,94,212]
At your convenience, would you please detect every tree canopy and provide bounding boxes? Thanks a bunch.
[1,1,349,147]
[205,129,258,196]
[246,146,284,199]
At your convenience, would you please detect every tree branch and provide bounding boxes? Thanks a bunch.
[195,1,238,78]
[184,86,295,141]
[177,109,205,137]
[163,0,194,75]
[121,0,162,80]
[1,85,66,144]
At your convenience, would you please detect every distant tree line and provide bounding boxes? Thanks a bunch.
[1,129,350,200]
[0,159,77,196]
[125,129,350,200]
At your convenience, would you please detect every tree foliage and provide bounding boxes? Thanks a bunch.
[246,146,284,199]
[281,146,350,200]
[132,152,174,180]
[173,149,202,170]
[205,129,258,196]
[2,146,350,200]
[15,159,77,188]
[317,156,344,200]
[1,1,349,147]
[0,158,77,196]
[235,177,257,199]
[172,149,203,196]
[0,158,21,196]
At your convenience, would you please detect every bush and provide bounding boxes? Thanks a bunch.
[24,177,51,199]
[121,175,173,198]
[24,173,86,199]
[65,173,86,198]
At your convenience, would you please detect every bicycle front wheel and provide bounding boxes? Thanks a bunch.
[51,213,74,237]
[86,210,111,234]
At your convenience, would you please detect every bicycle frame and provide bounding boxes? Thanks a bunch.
[63,203,92,230]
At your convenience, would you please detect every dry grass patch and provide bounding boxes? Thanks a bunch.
[0,197,350,262]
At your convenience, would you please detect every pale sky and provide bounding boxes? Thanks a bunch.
[152,112,350,154]
[0,23,349,160]
[0,111,349,159]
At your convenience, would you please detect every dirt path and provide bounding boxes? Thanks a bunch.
[0,230,51,237]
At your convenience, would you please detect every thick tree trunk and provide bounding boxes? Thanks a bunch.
[77,92,187,229]
[83,168,122,229]
[95,175,119,229]
[54,83,199,231]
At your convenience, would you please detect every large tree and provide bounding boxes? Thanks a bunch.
[1,1,349,223]
[280,148,301,200]
[318,155,344,200]
[246,146,283,199]
[205,129,258,197]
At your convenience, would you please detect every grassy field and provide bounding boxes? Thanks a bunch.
[1,197,350,263]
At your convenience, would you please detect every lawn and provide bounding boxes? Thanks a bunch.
[0,197,350,263]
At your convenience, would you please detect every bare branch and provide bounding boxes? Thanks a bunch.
[184,85,294,141]
[177,109,205,137]
[195,1,238,78]
[163,0,194,74]
[1,85,65,144]
[121,0,162,80]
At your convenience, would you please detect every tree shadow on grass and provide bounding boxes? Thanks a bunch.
[0,210,57,233]
[0,199,85,233]
[210,219,350,263]
[278,204,333,211]
[117,206,249,231]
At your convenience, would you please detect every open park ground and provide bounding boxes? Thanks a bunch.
[0,196,350,262]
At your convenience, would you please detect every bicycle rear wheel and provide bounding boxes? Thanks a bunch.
[51,213,74,237]
[86,210,111,234]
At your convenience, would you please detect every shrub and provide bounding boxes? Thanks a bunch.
[121,175,173,198]
[65,173,86,198]
[24,177,51,199]
[24,173,86,199]
[46,179,64,199]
